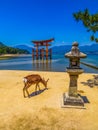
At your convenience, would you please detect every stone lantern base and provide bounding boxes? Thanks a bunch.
[62,68,85,108]
[62,93,84,107]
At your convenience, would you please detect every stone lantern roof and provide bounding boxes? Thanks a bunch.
[65,41,86,58]
[65,41,87,69]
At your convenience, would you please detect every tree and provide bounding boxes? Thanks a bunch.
[73,9,98,42]
[0,42,29,54]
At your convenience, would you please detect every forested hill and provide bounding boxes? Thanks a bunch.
[0,42,29,54]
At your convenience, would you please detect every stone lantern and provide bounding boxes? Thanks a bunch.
[64,41,87,107]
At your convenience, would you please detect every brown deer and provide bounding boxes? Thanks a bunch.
[23,74,49,97]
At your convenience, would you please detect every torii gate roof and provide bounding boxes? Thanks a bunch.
[31,38,54,46]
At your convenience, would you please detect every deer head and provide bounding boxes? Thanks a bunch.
[42,78,49,88]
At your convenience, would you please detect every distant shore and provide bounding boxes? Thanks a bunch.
[0,54,30,60]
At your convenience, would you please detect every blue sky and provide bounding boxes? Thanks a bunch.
[0,0,98,47]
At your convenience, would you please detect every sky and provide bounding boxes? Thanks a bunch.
[0,0,98,47]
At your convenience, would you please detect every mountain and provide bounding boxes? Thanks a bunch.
[52,45,71,54]
[13,44,34,53]
[80,44,98,53]
[14,44,71,54]
[0,42,29,54]
[52,44,98,54]
[0,42,7,47]
[14,43,98,54]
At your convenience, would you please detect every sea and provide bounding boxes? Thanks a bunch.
[0,54,98,73]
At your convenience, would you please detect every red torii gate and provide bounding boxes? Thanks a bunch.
[31,38,54,60]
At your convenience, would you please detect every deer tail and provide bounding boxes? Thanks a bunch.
[23,78,27,83]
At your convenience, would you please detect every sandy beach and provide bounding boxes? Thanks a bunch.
[0,70,98,130]
[0,54,30,60]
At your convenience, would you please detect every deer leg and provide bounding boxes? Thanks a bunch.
[26,88,30,98]
[35,83,39,95]
[23,87,26,98]
[23,83,30,98]
[23,82,27,98]
[38,84,41,91]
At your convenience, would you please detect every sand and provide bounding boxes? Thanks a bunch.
[0,54,30,60]
[0,70,98,130]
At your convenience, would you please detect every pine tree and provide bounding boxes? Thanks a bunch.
[73,9,98,42]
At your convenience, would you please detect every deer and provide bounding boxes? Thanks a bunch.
[23,74,49,98]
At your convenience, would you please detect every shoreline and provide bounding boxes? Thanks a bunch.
[0,69,97,74]
[0,54,31,60]
[0,54,98,74]
[81,61,98,69]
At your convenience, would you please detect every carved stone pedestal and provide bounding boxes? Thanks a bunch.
[67,68,84,97]
[62,68,85,108]
[63,93,84,107]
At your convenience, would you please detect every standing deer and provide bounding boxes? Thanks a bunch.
[23,74,49,97]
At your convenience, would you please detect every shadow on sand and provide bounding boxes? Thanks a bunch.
[78,94,90,103]
[29,88,48,98]
[81,75,98,88]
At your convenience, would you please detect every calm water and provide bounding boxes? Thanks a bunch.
[0,54,98,73]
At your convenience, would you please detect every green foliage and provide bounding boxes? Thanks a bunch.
[73,9,98,42]
[90,35,95,41]
[0,42,29,54]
